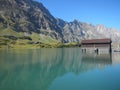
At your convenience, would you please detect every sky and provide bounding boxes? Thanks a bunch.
[36,0,120,30]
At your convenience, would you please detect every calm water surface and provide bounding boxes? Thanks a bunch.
[0,48,120,90]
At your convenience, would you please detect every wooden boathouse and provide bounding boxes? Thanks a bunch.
[81,38,112,53]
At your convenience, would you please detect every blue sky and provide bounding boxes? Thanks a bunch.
[36,0,120,30]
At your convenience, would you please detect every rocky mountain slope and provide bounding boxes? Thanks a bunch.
[60,19,120,42]
[0,0,120,44]
[0,0,63,40]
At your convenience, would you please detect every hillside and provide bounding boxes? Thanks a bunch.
[60,19,120,42]
[0,0,120,48]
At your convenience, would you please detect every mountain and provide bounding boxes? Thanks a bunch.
[61,19,120,42]
[0,0,120,46]
[95,25,120,42]
[0,0,63,40]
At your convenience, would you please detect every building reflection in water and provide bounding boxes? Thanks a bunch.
[0,48,114,90]
[81,53,112,70]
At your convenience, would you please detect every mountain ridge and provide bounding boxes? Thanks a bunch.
[0,0,120,45]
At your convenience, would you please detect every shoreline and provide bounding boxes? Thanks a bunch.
[0,43,80,49]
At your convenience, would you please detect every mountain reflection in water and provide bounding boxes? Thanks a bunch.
[0,48,118,90]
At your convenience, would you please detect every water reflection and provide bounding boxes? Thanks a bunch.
[82,53,112,63]
[0,48,115,90]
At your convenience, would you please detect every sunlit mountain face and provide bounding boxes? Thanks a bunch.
[0,0,120,43]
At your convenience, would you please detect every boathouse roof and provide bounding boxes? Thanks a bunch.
[81,38,112,44]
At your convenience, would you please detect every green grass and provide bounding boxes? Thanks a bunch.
[0,28,23,37]
[0,29,79,49]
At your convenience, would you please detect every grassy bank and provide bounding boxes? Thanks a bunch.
[0,29,80,49]
[0,42,79,49]
[0,36,79,49]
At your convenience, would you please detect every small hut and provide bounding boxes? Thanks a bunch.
[81,38,112,53]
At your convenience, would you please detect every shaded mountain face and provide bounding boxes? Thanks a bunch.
[0,0,63,39]
[0,0,120,43]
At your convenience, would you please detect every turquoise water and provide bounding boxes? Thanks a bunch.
[0,48,120,90]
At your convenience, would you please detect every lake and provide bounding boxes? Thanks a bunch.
[0,48,120,90]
